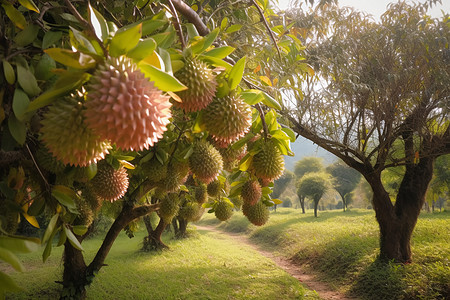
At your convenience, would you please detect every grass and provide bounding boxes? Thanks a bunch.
[197,208,450,300]
[2,225,318,299]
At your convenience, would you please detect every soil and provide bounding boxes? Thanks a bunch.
[195,225,358,300]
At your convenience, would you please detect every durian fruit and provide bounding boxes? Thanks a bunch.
[207,180,221,197]
[189,140,223,184]
[35,146,66,173]
[194,184,208,204]
[241,179,262,205]
[160,161,190,193]
[74,198,94,227]
[40,93,111,167]
[178,201,201,222]
[84,56,172,151]
[204,95,252,148]
[159,193,180,223]
[214,200,233,221]
[81,187,102,212]
[142,158,167,183]
[242,201,269,226]
[174,58,217,112]
[90,162,129,202]
[219,144,247,171]
[251,141,284,181]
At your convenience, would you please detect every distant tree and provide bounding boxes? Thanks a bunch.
[297,173,329,217]
[294,157,324,213]
[427,154,450,211]
[327,161,361,211]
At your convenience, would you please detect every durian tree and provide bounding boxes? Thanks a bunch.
[297,172,329,217]
[294,157,324,213]
[0,0,300,298]
[283,1,450,262]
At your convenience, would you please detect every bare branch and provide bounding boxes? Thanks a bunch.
[170,0,210,36]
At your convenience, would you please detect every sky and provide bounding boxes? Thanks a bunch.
[276,0,449,19]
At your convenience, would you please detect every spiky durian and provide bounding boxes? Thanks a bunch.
[204,95,252,148]
[242,201,269,226]
[142,158,167,183]
[194,184,208,204]
[251,141,284,181]
[219,144,247,171]
[240,179,262,205]
[178,201,201,222]
[214,200,233,221]
[189,140,223,184]
[84,56,172,151]
[81,187,102,212]
[159,193,180,223]
[35,146,66,173]
[174,58,217,112]
[159,161,189,193]
[40,94,111,167]
[90,162,129,202]
[74,198,94,227]
[207,180,221,197]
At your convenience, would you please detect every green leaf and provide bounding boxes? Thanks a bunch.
[0,236,39,253]
[271,129,290,141]
[14,24,39,47]
[281,128,296,142]
[35,54,56,81]
[158,48,173,74]
[63,226,84,251]
[16,64,41,96]
[139,63,187,92]
[186,23,199,39]
[228,56,246,90]
[200,28,219,53]
[127,38,157,61]
[199,55,233,70]
[0,247,24,272]
[69,27,97,55]
[8,114,26,145]
[44,48,96,69]
[12,89,30,121]
[142,19,167,36]
[221,17,228,30]
[72,225,88,236]
[57,227,66,247]
[27,196,45,216]
[261,91,281,110]
[85,163,98,180]
[2,60,15,85]
[239,153,253,172]
[202,202,213,208]
[42,31,63,49]
[192,110,206,133]
[110,23,142,57]
[27,71,90,112]
[89,4,108,41]
[52,186,77,212]
[225,24,242,34]
[42,227,58,262]
[18,0,39,13]
[2,2,27,29]
[0,271,22,293]
[42,214,59,244]
[262,186,272,195]
[204,46,235,59]
[241,90,263,105]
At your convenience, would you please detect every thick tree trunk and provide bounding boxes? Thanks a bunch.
[143,215,153,234]
[61,240,87,300]
[369,157,434,263]
[142,218,169,251]
[172,218,179,235]
[175,217,188,238]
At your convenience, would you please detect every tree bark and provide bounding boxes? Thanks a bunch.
[175,217,188,238]
[61,240,87,300]
[368,157,434,263]
[313,198,319,217]
[299,195,305,214]
[142,218,169,251]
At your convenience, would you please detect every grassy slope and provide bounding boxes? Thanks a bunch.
[3,227,318,300]
[197,208,450,300]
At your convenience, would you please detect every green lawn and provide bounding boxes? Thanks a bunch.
[198,208,450,300]
[2,225,318,299]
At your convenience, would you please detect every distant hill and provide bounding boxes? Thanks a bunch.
[284,137,337,171]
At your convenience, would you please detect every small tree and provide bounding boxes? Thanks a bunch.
[294,157,324,213]
[327,161,361,211]
[297,173,329,217]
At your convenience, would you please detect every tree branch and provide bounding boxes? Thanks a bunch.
[170,0,210,36]
[167,0,186,49]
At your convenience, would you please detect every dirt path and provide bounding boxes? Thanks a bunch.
[195,225,357,300]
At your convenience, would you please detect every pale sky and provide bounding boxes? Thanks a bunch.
[276,0,450,19]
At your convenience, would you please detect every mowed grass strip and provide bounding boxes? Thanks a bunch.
[198,208,450,300]
[3,227,316,300]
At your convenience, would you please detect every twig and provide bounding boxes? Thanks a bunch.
[250,0,282,60]
[64,0,108,56]
[243,78,269,140]
[25,143,50,191]
[170,0,210,36]
[167,0,186,49]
